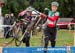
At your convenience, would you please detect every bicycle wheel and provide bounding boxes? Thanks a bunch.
[15,38,22,47]
[14,26,23,46]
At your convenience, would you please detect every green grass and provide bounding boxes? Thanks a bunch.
[56,30,74,46]
[0,30,74,47]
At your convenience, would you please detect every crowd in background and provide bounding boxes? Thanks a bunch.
[3,13,15,38]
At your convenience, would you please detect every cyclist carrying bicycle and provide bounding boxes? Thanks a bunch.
[40,1,60,53]
[18,10,32,47]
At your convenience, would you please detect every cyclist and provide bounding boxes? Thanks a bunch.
[40,1,60,53]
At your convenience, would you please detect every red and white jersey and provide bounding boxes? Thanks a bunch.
[47,11,59,27]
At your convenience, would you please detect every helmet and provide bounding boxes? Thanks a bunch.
[51,1,59,7]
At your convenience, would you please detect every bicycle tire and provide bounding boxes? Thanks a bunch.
[14,38,22,47]
[14,26,23,47]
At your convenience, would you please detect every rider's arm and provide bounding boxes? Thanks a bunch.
[47,12,59,21]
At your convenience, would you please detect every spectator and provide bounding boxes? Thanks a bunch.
[4,14,11,38]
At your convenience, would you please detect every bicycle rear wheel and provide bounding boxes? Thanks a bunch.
[14,26,23,47]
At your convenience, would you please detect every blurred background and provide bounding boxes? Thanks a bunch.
[1,0,75,18]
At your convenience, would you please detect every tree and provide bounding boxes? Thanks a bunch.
[2,0,74,18]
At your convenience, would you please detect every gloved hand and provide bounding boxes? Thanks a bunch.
[40,13,47,18]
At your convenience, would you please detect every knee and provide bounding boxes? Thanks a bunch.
[50,40,56,43]
[44,36,49,42]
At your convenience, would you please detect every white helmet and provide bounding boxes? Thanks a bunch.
[51,1,59,7]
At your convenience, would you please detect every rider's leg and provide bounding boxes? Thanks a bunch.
[49,27,57,48]
[25,36,30,47]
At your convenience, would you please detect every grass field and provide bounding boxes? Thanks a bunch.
[0,29,74,47]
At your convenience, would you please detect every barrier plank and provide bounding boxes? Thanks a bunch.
[2,47,67,53]
[70,47,75,53]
